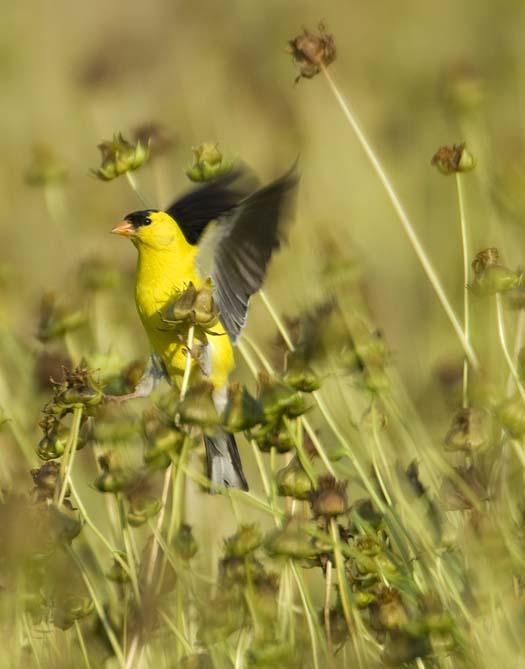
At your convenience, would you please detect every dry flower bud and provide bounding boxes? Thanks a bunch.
[309,475,348,517]
[224,524,262,558]
[431,143,476,175]
[444,408,491,452]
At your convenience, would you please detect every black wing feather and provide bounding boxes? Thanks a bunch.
[212,167,298,341]
[165,167,258,245]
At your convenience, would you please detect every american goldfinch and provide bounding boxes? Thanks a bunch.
[111,167,297,490]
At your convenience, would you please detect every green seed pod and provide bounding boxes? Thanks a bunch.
[264,519,321,561]
[257,372,307,420]
[470,264,521,295]
[177,382,220,428]
[498,395,525,437]
[164,282,198,323]
[127,495,161,527]
[250,422,295,454]
[53,595,94,630]
[36,431,66,460]
[444,408,491,452]
[222,383,264,432]
[283,350,321,392]
[275,459,314,500]
[173,524,198,560]
[185,142,233,183]
[144,425,186,470]
[192,279,219,327]
[94,457,138,494]
[309,475,348,517]
[224,524,262,558]
[91,132,150,181]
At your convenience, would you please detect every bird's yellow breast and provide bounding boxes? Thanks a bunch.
[134,225,234,388]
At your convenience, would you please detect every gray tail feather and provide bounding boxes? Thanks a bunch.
[204,432,249,491]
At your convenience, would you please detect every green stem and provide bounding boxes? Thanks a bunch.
[496,294,525,402]
[57,406,83,507]
[320,64,479,370]
[75,620,92,669]
[68,548,126,668]
[125,171,151,207]
[456,173,471,408]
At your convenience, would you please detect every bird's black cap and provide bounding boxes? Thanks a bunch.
[124,209,159,228]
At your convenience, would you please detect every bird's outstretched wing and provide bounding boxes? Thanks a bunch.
[211,166,298,342]
[165,167,258,245]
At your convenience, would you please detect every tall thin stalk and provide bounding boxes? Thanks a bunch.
[320,64,479,370]
[456,173,471,408]
[496,294,525,402]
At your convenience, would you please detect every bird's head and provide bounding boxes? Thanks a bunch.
[112,209,183,250]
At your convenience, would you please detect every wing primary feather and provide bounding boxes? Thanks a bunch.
[211,165,299,341]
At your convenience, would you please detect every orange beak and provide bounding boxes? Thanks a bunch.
[111,221,136,237]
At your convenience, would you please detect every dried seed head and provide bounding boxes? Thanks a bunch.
[91,132,149,181]
[162,280,220,333]
[53,595,94,630]
[444,408,491,452]
[431,143,475,175]
[31,462,61,502]
[288,23,336,82]
[472,248,500,274]
[309,475,348,517]
[249,421,295,454]
[51,366,104,411]
[470,248,521,295]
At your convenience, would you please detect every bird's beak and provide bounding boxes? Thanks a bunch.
[111,221,136,237]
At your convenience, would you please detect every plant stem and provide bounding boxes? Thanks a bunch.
[75,620,92,669]
[320,64,479,370]
[125,171,151,207]
[496,294,525,402]
[68,547,126,668]
[456,173,471,408]
[323,559,334,654]
[57,406,83,507]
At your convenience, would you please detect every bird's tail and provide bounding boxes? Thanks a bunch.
[204,432,248,491]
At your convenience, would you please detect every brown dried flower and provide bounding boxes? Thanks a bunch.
[288,23,336,82]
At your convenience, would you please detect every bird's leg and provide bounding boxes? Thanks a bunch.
[105,353,168,402]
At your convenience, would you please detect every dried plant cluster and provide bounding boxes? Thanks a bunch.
[1,14,525,669]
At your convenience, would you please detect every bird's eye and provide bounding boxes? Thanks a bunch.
[143,216,152,226]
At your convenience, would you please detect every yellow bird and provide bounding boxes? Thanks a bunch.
[111,167,297,490]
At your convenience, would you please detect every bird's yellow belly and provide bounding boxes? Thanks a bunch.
[135,274,234,389]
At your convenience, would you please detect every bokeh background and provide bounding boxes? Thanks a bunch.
[2,0,525,666]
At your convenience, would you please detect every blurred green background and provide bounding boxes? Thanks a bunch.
[1,1,525,666]
[2,0,525,394]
